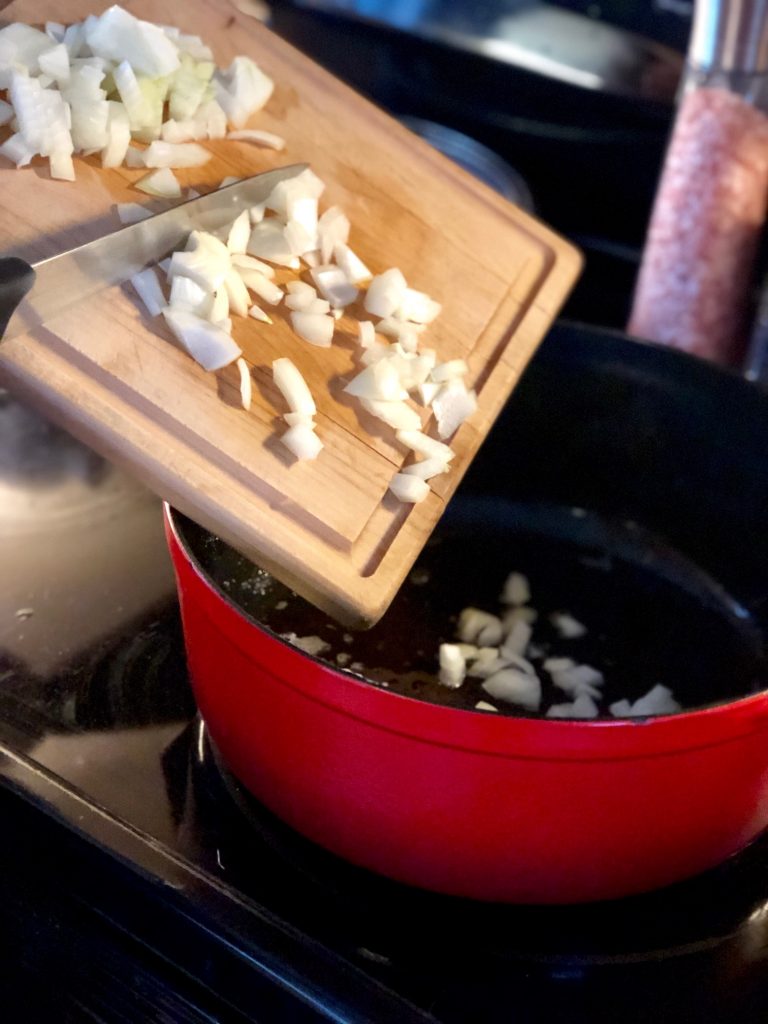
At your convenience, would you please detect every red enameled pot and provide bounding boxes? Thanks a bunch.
[165,325,768,903]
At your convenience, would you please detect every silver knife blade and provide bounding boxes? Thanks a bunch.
[4,163,307,341]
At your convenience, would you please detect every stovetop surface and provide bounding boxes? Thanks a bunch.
[3,328,768,1023]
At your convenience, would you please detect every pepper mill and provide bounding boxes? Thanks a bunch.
[628,0,768,365]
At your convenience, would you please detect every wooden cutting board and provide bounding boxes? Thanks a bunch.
[0,0,581,625]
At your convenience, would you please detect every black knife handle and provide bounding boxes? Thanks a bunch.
[0,257,36,340]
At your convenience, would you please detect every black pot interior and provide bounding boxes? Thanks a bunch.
[177,322,768,716]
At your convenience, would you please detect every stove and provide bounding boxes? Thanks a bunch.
[4,324,768,1023]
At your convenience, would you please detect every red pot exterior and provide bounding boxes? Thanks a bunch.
[165,508,768,904]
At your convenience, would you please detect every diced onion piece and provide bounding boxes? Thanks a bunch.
[249,202,266,224]
[226,210,251,254]
[547,696,598,719]
[85,6,181,77]
[284,218,316,257]
[458,607,504,647]
[438,644,466,689]
[358,320,376,348]
[501,572,531,606]
[628,684,681,717]
[265,168,325,220]
[302,250,321,268]
[224,268,251,317]
[482,668,541,711]
[280,422,323,461]
[124,146,145,168]
[290,311,334,347]
[161,118,199,143]
[227,128,285,150]
[285,288,318,312]
[38,42,70,84]
[609,699,633,718]
[359,341,391,366]
[169,231,231,291]
[359,398,422,431]
[344,361,408,402]
[317,206,350,264]
[49,149,75,181]
[240,269,283,306]
[0,132,35,168]
[398,287,442,324]
[116,202,152,224]
[215,55,274,128]
[431,359,468,383]
[365,268,407,318]
[548,663,604,699]
[549,611,588,639]
[333,242,371,283]
[169,275,213,318]
[101,100,131,168]
[143,140,211,168]
[432,379,477,439]
[503,606,538,630]
[401,456,448,481]
[248,304,272,324]
[475,701,499,713]
[210,287,229,324]
[136,166,181,197]
[163,308,241,371]
[113,59,150,131]
[305,298,331,314]
[45,21,66,42]
[284,411,315,428]
[231,253,274,277]
[388,473,429,503]
[272,357,316,416]
[500,620,532,660]
[466,649,506,679]
[395,429,455,463]
[247,220,295,266]
[236,357,252,411]
[310,265,358,308]
[416,381,441,406]
[130,267,166,317]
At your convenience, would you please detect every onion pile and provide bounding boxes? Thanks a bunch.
[1,10,475,494]
[438,571,682,719]
[0,5,274,182]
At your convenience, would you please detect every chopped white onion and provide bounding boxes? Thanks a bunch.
[227,128,285,150]
[284,411,315,428]
[365,268,407,319]
[272,357,316,416]
[85,6,181,77]
[431,359,468,383]
[550,611,588,639]
[482,668,541,711]
[398,287,441,324]
[416,381,441,406]
[130,267,166,317]
[358,320,376,348]
[240,269,283,306]
[359,398,422,432]
[226,210,251,254]
[290,311,334,347]
[169,275,213,318]
[215,55,274,128]
[627,684,681,717]
[280,422,323,461]
[116,201,152,224]
[474,701,499,713]
[224,268,251,317]
[169,231,231,291]
[143,140,210,167]
[231,253,275,277]
[247,220,295,267]
[317,206,350,264]
[388,473,429,503]
[333,242,371,283]
[501,572,531,606]
[432,379,477,439]
[458,608,504,647]
[248,304,273,324]
[438,644,466,689]
[236,357,252,411]
[136,166,181,197]
[395,429,455,463]
[163,308,241,370]
[310,265,358,308]
[400,456,448,480]
[344,361,408,402]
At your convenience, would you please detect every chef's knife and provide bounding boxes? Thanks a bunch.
[0,163,306,341]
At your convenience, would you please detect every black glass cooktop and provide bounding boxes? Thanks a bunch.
[3,334,768,1022]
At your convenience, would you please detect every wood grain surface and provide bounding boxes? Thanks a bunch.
[0,0,581,624]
